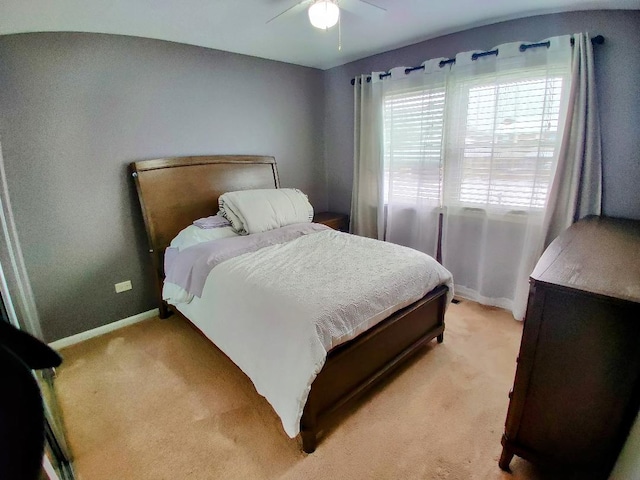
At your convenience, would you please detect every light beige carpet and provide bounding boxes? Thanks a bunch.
[55,301,553,480]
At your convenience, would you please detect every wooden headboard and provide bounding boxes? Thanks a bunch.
[130,155,279,316]
[130,155,279,252]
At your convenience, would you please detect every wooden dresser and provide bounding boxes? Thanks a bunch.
[499,216,640,478]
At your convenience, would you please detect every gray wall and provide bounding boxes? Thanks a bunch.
[0,33,327,342]
[324,10,640,219]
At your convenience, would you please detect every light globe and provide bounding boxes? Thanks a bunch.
[308,1,340,29]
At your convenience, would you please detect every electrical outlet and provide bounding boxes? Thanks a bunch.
[115,280,132,293]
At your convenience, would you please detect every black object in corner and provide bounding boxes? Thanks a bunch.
[0,321,62,480]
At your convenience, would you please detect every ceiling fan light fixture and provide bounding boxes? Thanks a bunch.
[308,0,340,30]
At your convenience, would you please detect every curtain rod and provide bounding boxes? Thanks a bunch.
[350,34,605,85]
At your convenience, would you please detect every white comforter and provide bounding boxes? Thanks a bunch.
[168,229,453,438]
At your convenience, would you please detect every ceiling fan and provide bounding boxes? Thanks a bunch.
[267,0,386,30]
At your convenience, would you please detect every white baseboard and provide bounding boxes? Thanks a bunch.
[49,308,159,350]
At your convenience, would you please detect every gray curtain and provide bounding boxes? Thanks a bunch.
[543,32,603,246]
[350,75,384,239]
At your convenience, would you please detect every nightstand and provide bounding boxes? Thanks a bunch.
[313,212,349,232]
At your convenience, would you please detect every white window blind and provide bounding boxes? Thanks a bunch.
[382,65,568,212]
[444,70,566,211]
[383,85,445,204]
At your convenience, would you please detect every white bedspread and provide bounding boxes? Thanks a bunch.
[170,229,453,438]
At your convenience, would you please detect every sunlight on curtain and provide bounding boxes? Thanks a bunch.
[383,61,448,256]
[351,33,602,320]
[442,38,572,318]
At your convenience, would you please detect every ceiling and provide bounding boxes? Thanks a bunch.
[1,0,637,70]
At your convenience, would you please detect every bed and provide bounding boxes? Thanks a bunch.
[130,155,451,453]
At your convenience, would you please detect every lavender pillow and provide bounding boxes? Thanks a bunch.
[193,214,231,229]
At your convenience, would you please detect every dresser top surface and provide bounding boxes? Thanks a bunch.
[531,215,640,303]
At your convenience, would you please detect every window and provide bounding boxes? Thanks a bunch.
[445,73,565,211]
[383,85,445,204]
[382,66,568,213]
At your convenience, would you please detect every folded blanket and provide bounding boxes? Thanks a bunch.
[218,188,313,235]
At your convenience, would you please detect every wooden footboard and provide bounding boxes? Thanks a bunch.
[300,284,448,453]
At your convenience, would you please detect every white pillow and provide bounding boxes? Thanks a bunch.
[218,188,314,235]
[169,225,238,251]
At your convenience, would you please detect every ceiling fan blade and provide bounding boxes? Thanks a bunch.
[266,0,311,24]
[356,0,386,12]
[339,0,386,15]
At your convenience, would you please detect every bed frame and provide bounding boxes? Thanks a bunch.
[130,155,448,453]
